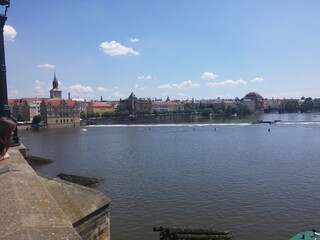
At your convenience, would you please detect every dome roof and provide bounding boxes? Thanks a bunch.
[244,92,263,100]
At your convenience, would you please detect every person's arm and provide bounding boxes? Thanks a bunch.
[0,152,9,161]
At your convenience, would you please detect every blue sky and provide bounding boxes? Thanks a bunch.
[4,0,320,101]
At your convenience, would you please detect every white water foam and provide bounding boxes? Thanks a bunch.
[277,121,320,125]
[84,123,251,128]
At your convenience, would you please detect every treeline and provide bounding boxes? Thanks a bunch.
[81,102,252,119]
[279,98,320,113]
[185,102,252,116]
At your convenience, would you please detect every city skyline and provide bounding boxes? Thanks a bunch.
[4,0,320,101]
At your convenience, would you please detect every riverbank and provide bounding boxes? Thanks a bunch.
[82,113,256,126]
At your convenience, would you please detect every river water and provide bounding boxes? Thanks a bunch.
[20,113,320,240]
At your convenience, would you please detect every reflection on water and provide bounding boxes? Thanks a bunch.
[20,113,320,240]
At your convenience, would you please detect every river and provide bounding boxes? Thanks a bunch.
[20,113,320,240]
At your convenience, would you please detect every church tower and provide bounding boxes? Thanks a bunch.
[49,74,62,99]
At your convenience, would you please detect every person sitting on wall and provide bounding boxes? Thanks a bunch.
[0,117,16,161]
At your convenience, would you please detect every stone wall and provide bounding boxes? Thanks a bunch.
[42,177,111,240]
[0,145,110,240]
[74,203,110,240]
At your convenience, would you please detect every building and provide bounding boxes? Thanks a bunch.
[152,97,184,112]
[200,99,237,109]
[137,98,153,113]
[49,74,62,99]
[40,75,81,128]
[8,97,45,122]
[87,101,117,116]
[40,99,80,128]
[243,92,265,111]
[71,98,88,114]
[120,92,153,114]
[264,98,284,112]
[120,92,139,114]
[25,98,43,121]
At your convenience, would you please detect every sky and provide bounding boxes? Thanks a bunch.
[3,0,320,101]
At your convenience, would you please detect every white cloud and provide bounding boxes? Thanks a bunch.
[96,87,109,92]
[32,80,46,96]
[173,80,200,89]
[111,91,125,99]
[38,63,56,69]
[137,75,153,80]
[159,84,172,90]
[201,71,218,80]
[4,25,17,42]
[159,80,200,90]
[177,92,186,97]
[99,40,139,56]
[8,89,18,98]
[250,77,265,83]
[207,79,246,87]
[130,38,139,43]
[68,84,95,99]
[69,84,94,94]
[135,84,145,91]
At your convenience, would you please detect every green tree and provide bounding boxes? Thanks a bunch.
[115,103,129,113]
[314,99,320,110]
[184,103,197,112]
[301,98,314,113]
[243,105,252,115]
[234,103,252,115]
[80,111,87,120]
[115,110,129,117]
[202,108,213,116]
[284,100,300,112]
[217,109,224,115]
[153,110,160,116]
[225,105,232,115]
[102,112,114,118]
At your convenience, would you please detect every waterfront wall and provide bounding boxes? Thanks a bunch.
[0,145,110,240]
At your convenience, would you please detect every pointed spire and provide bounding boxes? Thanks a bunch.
[52,73,58,89]
[129,92,137,99]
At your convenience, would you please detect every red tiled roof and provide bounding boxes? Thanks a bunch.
[65,99,76,107]
[88,102,114,108]
[44,99,77,107]
[152,101,181,106]
[21,98,40,101]
[8,99,15,104]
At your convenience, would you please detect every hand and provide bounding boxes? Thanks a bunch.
[0,152,9,161]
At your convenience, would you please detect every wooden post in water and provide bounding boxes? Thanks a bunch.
[153,226,233,240]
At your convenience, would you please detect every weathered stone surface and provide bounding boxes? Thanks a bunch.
[0,145,110,240]
[0,147,81,240]
[42,177,110,240]
[41,177,110,224]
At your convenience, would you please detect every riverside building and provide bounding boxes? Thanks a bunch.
[40,74,81,128]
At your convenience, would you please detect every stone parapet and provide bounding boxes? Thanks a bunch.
[0,145,110,240]
[42,177,110,240]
